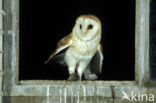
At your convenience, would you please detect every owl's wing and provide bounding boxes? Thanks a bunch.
[45,34,72,64]
[89,44,103,75]
[98,44,104,73]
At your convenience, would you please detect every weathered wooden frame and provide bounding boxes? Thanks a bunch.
[2,0,156,102]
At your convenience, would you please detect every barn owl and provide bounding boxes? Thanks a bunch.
[45,15,103,80]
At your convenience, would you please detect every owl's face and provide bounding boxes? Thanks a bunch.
[74,15,101,41]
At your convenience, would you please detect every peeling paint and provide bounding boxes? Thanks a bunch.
[82,85,86,102]
[77,90,79,103]
[64,87,67,103]
[46,85,50,103]
[70,86,73,103]
[60,88,62,103]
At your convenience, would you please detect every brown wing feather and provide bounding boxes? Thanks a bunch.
[45,34,72,64]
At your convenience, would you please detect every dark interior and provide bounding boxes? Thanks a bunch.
[150,0,156,81]
[19,0,135,80]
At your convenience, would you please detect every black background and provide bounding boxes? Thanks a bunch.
[150,0,156,81]
[19,0,135,80]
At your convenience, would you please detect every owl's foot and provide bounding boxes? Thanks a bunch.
[84,73,97,81]
[68,73,79,81]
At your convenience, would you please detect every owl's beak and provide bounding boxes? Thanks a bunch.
[84,32,87,35]
[82,32,86,36]
[84,30,89,36]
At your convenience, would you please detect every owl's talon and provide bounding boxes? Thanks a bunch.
[87,74,98,80]
[68,73,79,81]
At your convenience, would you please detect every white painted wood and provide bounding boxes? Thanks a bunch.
[135,0,150,86]
[0,0,3,30]
[0,0,3,103]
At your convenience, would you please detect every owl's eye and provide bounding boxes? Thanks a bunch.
[88,24,93,29]
[80,24,82,29]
